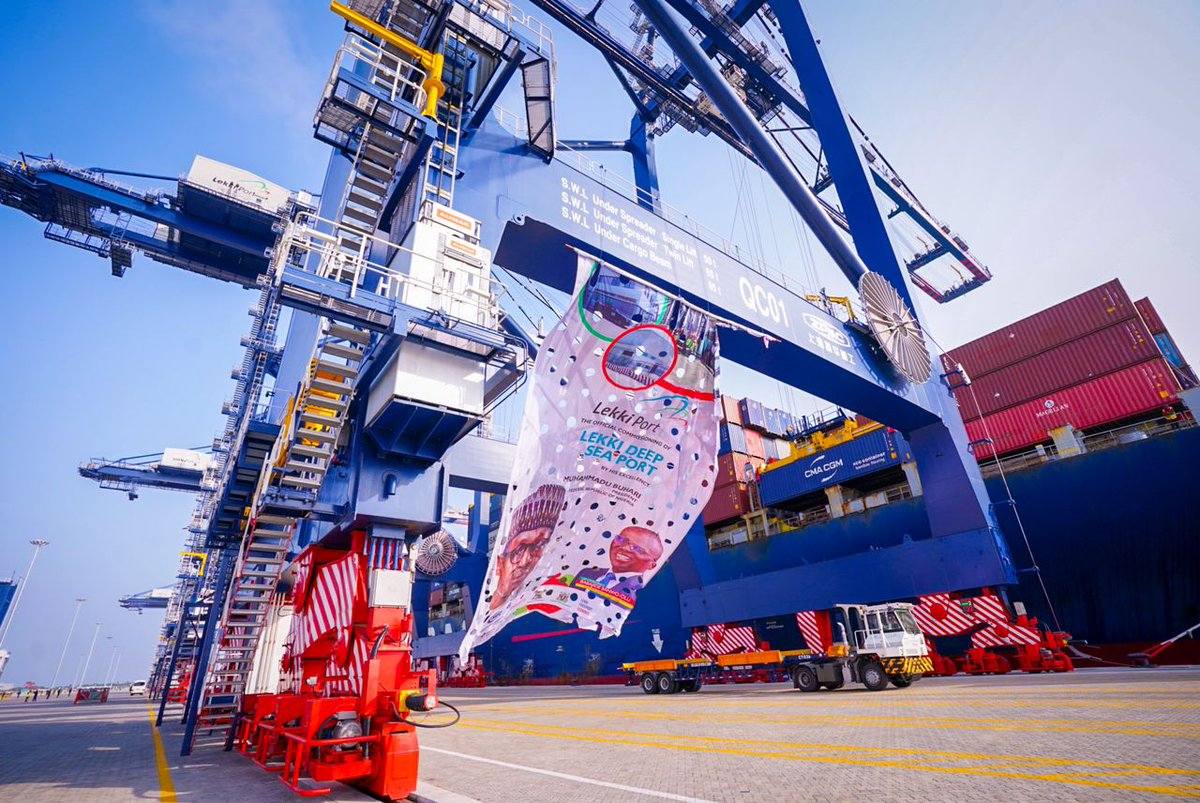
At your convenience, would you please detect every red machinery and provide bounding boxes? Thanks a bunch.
[236,531,444,800]
[913,590,1074,675]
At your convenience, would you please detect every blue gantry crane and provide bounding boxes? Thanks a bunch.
[0,0,1015,774]
[79,448,214,500]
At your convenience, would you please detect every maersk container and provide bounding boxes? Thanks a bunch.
[965,359,1180,459]
[1135,297,1166,335]
[955,319,1157,420]
[703,482,750,525]
[739,398,768,431]
[758,428,908,508]
[942,279,1135,379]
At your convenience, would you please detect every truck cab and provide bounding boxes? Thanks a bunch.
[796,602,932,691]
[854,603,927,660]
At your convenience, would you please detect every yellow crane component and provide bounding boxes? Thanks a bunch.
[330,1,445,119]
[805,294,857,322]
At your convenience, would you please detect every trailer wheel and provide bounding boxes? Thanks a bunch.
[656,672,678,694]
[641,673,659,694]
[861,660,888,691]
[792,665,820,692]
[889,674,913,688]
[680,679,700,693]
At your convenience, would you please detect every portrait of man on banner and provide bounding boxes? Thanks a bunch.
[459,260,723,662]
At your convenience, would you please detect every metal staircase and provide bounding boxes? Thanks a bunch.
[189,320,369,746]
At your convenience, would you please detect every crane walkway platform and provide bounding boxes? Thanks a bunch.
[0,693,474,802]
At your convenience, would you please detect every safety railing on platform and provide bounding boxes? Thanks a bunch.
[276,211,505,328]
[976,413,1196,480]
[466,0,556,60]
[327,33,430,114]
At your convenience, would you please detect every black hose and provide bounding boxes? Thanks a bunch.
[393,698,462,729]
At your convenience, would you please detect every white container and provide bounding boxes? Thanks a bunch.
[159,448,212,473]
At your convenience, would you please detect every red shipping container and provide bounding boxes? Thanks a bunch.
[954,319,1156,420]
[720,395,743,425]
[942,279,1135,379]
[743,428,766,459]
[703,482,749,526]
[1135,297,1167,335]
[715,453,763,486]
[965,359,1179,459]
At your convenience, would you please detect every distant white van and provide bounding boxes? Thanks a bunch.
[129,680,147,696]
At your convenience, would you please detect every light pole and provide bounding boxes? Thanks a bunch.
[78,622,102,687]
[49,597,86,690]
[0,539,50,649]
[104,643,122,687]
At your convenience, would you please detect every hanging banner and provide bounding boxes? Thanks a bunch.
[459,261,721,660]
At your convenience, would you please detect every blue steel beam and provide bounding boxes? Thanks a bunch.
[34,171,275,260]
[768,1,915,311]
[631,0,868,288]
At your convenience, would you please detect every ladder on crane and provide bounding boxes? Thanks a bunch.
[190,322,369,742]
[188,0,449,750]
[421,34,467,208]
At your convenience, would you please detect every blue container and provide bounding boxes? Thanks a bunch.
[759,429,908,507]
[778,410,797,437]
[762,408,782,437]
[719,422,749,455]
[739,398,768,432]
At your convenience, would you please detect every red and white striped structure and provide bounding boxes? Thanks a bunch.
[288,552,362,661]
[689,623,757,658]
[910,590,1041,647]
[795,611,829,653]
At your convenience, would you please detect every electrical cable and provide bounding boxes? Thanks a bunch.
[392,698,462,728]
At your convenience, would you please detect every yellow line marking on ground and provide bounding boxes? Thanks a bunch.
[462,718,1193,774]
[467,704,1200,738]
[457,720,1200,797]
[148,703,178,803]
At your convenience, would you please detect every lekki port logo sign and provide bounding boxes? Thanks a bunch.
[459,260,721,660]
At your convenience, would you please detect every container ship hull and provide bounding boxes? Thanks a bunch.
[414,425,1199,681]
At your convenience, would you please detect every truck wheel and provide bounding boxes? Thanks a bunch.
[820,680,844,691]
[656,672,678,694]
[641,673,659,694]
[890,674,913,688]
[861,661,888,691]
[792,665,819,693]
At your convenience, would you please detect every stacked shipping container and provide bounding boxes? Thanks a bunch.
[1136,297,1198,389]
[705,395,796,525]
[944,280,1183,458]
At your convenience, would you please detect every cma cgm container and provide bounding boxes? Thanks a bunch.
[965,359,1179,459]
[758,428,911,508]
[943,279,1135,379]
[955,319,1157,420]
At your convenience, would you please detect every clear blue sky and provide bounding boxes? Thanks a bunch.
[0,0,1195,686]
